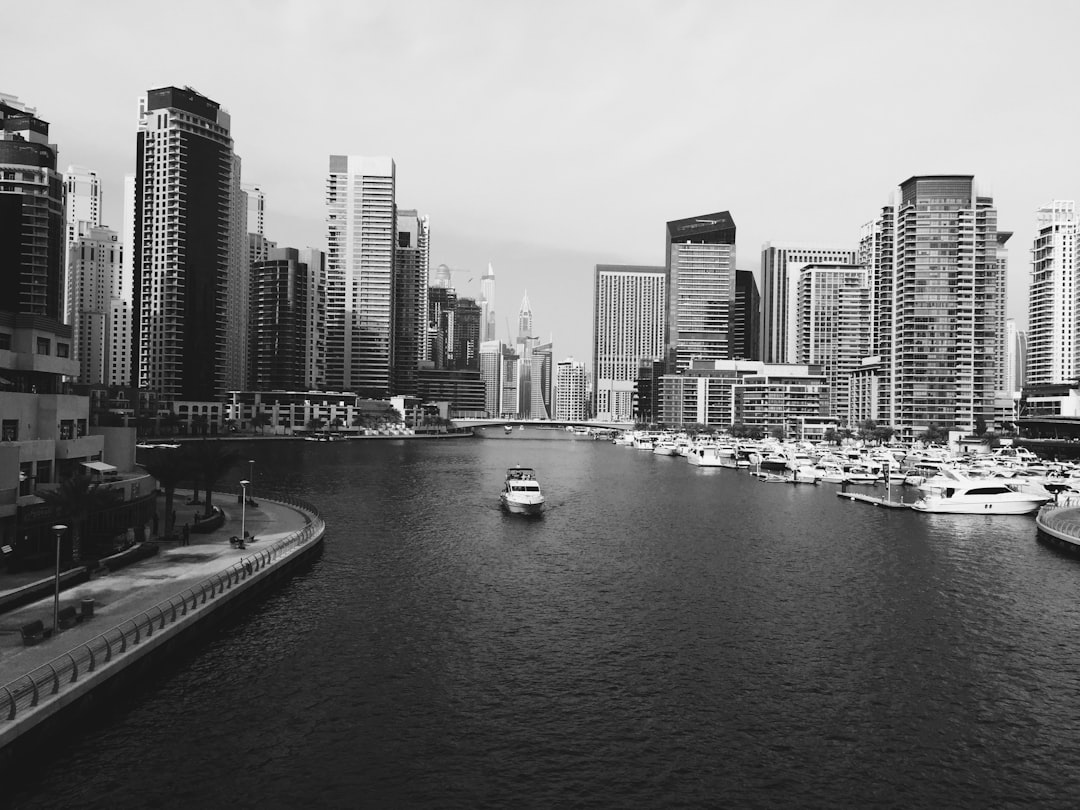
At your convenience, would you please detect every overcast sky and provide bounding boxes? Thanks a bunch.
[8,0,1078,364]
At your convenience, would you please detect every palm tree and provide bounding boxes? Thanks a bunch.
[142,450,192,537]
[160,411,183,436]
[191,413,210,437]
[186,440,241,518]
[251,411,272,435]
[35,475,122,563]
[306,416,326,434]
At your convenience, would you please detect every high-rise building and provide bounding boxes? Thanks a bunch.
[242,183,265,237]
[665,212,737,370]
[593,264,666,422]
[62,165,102,319]
[555,359,587,421]
[795,264,869,424]
[480,264,496,341]
[760,243,857,364]
[298,248,327,391]
[66,226,122,385]
[134,86,241,400]
[529,340,553,420]
[479,339,503,416]
[733,269,761,361]
[393,209,429,395]
[428,286,457,368]
[250,247,309,391]
[861,176,1007,436]
[326,155,396,396]
[1028,201,1078,386]
[453,297,481,371]
[224,154,248,392]
[1005,317,1026,405]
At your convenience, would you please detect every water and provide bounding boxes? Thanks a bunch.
[10,435,1080,808]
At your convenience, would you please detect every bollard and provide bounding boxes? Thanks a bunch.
[81,597,95,620]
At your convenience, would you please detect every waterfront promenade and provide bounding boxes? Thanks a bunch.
[0,491,312,684]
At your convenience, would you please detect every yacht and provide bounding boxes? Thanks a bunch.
[500,466,545,515]
[911,469,1050,514]
[687,444,727,467]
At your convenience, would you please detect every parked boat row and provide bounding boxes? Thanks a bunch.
[610,431,1071,515]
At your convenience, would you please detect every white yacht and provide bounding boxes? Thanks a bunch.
[500,467,545,515]
[911,468,1050,515]
[687,444,727,467]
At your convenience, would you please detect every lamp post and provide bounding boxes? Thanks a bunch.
[248,459,255,503]
[51,524,67,632]
[240,480,250,539]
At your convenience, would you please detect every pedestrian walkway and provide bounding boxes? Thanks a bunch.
[0,491,312,683]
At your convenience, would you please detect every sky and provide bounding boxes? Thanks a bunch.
[7,0,1080,366]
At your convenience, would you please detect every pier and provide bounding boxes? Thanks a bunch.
[836,492,909,509]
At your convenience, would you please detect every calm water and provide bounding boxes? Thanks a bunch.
[10,435,1080,808]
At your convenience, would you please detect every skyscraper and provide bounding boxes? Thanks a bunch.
[66,225,121,385]
[134,86,240,400]
[593,264,666,422]
[479,264,496,342]
[555,359,587,421]
[795,264,870,424]
[861,175,1007,436]
[733,269,760,361]
[393,209,430,395]
[760,243,858,363]
[1028,201,1078,386]
[326,155,396,396]
[665,212,736,370]
[250,247,308,391]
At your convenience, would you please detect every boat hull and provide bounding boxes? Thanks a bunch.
[500,494,545,515]
[911,498,1044,515]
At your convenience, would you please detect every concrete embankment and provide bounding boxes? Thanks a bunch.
[0,492,324,776]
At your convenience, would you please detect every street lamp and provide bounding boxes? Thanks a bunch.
[51,524,67,633]
[247,459,255,503]
[239,480,250,540]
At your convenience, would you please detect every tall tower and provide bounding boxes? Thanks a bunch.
[66,226,122,384]
[62,165,102,321]
[665,212,736,370]
[555,359,587,420]
[795,264,870,424]
[593,264,666,422]
[760,243,858,363]
[0,93,65,324]
[393,209,429,395]
[873,176,1006,436]
[1028,201,1078,386]
[326,155,396,395]
[733,269,760,361]
[134,86,239,400]
[480,264,496,341]
[250,247,308,391]
[517,291,533,340]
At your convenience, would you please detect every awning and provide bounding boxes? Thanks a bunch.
[81,461,117,473]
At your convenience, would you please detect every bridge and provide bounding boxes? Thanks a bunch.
[454,418,631,431]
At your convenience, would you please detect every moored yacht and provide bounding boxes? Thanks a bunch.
[911,468,1050,514]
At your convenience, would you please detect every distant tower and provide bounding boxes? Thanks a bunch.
[1028,201,1078,386]
[326,154,396,395]
[393,209,430,395]
[555,359,587,420]
[480,263,496,341]
[593,264,666,422]
[517,291,533,340]
[760,243,858,363]
[432,263,452,289]
[66,226,122,384]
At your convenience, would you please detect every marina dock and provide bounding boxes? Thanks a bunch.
[836,492,909,509]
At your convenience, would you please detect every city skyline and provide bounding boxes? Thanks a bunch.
[8,1,1080,364]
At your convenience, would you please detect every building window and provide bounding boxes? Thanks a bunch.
[60,420,75,440]
[57,343,70,358]
[1,420,17,441]
[36,338,50,355]
[0,333,10,350]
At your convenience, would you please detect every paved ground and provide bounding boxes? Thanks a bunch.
[0,491,310,683]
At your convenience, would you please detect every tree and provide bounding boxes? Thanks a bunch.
[769,425,786,441]
[251,411,273,434]
[823,427,838,446]
[191,413,210,437]
[186,440,241,518]
[141,450,192,537]
[160,411,183,436]
[918,423,951,445]
[974,416,988,437]
[36,475,122,563]
[306,416,326,434]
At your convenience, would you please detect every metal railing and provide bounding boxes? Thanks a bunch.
[1,495,324,725]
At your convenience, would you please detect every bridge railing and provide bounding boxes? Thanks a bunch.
[0,496,324,726]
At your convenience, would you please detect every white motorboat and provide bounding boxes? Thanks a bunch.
[500,466,545,515]
[911,468,1050,515]
[687,444,726,467]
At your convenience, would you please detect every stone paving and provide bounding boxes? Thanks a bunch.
[0,491,310,684]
